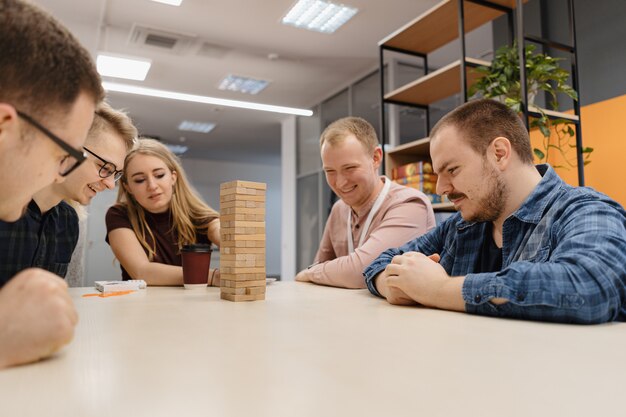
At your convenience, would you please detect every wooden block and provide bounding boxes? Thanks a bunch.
[220,258,265,268]
[221,253,265,262]
[220,200,248,209]
[221,279,266,288]
[220,194,265,203]
[221,247,265,255]
[220,213,265,222]
[220,267,265,274]
[221,272,266,281]
[246,286,266,295]
[221,240,263,248]
[220,227,265,236]
[219,186,258,196]
[221,180,267,191]
[220,287,247,295]
[221,292,265,302]
[221,207,265,215]
[220,220,265,229]
[231,234,265,241]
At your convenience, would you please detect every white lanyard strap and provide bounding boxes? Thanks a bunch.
[347,177,391,254]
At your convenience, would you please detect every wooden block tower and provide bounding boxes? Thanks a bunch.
[219,180,266,301]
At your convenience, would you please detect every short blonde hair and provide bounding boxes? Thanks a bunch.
[320,117,379,154]
[87,101,137,151]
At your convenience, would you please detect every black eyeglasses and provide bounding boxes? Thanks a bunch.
[83,147,123,182]
[16,110,86,177]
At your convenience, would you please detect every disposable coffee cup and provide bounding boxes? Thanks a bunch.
[181,244,212,289]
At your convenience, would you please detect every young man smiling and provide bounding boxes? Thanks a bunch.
[295,117,435,288]
[364,99,626,324]
[0,102,137,285]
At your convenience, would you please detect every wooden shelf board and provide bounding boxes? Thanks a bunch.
[380,0,520,54]
[385,58,490,106]
[528,105,579,122]
[388,137,431,154]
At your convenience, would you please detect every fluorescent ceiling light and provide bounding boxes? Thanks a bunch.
[103,82,313,117]
[282,0,358,34]
[178,120,216,133]
[218,75,270,95]
[97,54,151,81]
[150,0,183,6]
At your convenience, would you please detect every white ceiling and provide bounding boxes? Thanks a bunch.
[34,0,443,163]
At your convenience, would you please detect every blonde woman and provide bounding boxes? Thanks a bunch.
[105,138,220,286]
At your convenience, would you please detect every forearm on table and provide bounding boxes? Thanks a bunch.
[307,257,367,288]
[132,262,184,286]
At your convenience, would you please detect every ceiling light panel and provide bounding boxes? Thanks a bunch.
[97,54,151,81]
[150,0,183,6]
[103,82,313,116]
[218,75,270,95]
[178,121,216,133]
[282,0,358,34]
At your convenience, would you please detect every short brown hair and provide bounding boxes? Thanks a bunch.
[0,0,104,119]
[430,99,534,164]
[320,117,380,154]
[87,102,137,151]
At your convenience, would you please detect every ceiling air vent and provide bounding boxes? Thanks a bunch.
[128,23,196,54]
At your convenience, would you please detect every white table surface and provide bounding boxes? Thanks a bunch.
[1,282,624,417]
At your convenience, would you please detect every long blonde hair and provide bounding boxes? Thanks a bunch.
[116,138,218,260]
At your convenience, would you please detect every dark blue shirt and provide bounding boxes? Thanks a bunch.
[364,165,626,324]
[0,200,79,286]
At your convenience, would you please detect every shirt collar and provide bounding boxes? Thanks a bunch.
[511,164,563,224]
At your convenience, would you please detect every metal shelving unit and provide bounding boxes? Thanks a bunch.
[379,0,586,188]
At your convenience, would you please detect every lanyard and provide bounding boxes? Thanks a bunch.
[347,177,391,254]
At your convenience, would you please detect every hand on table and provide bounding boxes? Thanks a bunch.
[374,253,441,306]
[0,268,78,369]
[295,269,313,283]
[383,252,465,311]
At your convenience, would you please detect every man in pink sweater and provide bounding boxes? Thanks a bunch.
[295,117,436,288]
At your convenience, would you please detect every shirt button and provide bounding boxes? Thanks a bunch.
[517,294,526,302]
[355,224,360,229]
[474,295,482,303]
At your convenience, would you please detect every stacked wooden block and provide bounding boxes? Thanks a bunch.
[219,180,266,302]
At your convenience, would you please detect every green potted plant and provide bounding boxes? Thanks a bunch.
[469,41,592,169]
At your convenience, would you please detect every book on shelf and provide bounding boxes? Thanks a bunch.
[393,173,438,184]
[391,161,433,180]
[397,179,437,194]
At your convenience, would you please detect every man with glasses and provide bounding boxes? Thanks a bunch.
[0,103,137,286]
[0,0,104,368]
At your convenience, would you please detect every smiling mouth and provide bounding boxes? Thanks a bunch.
[149,194,161,200]
[340,186,357,194]
[87,184,98,194]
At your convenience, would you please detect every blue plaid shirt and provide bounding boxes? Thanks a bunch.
[364,165,626,324]
[0,200,78,286]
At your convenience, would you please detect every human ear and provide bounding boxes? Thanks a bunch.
[372,146,383,169]
[0,103,20,145]
[492,137,511,167]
